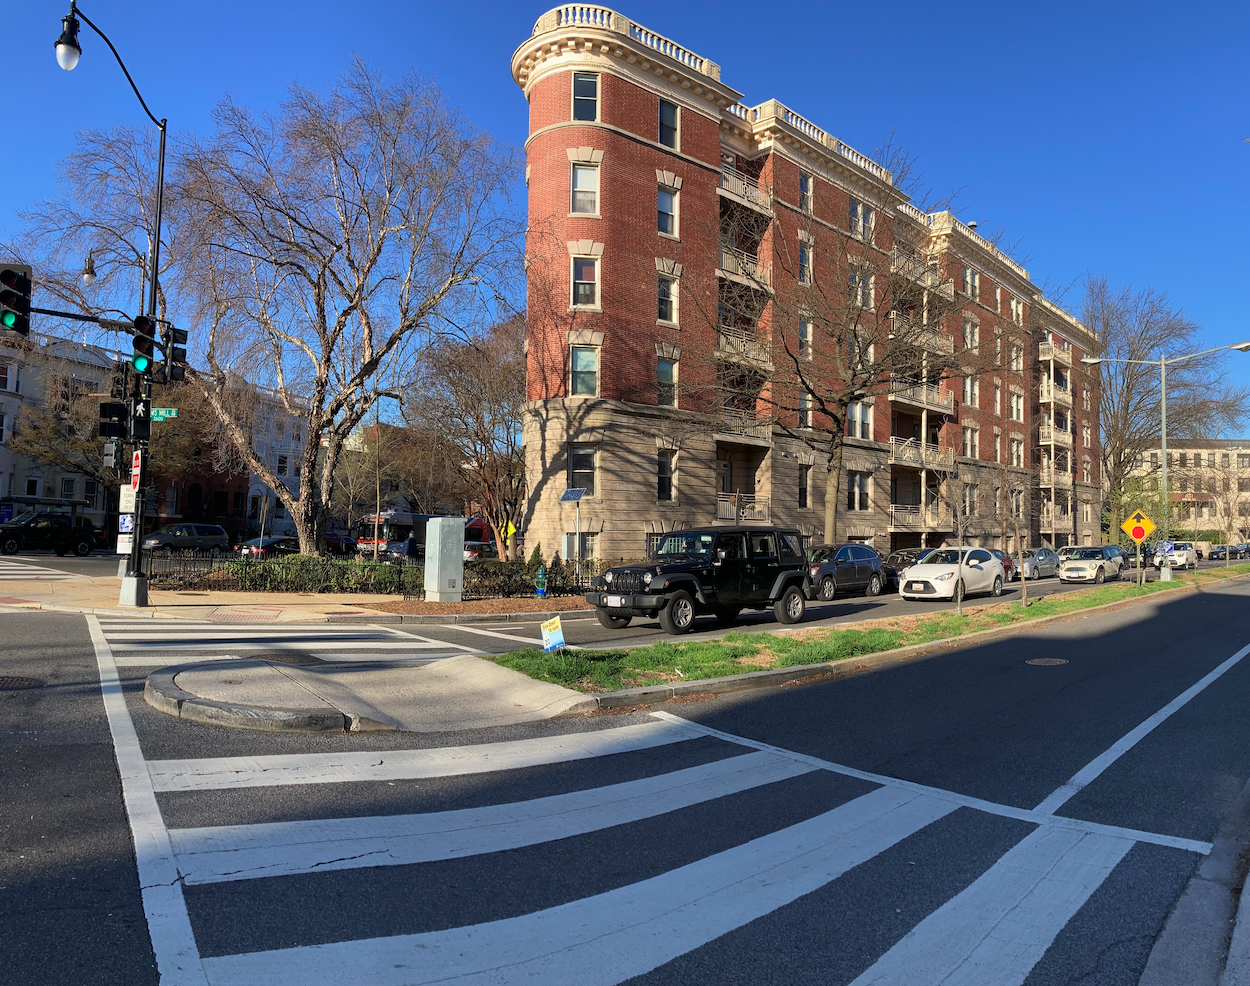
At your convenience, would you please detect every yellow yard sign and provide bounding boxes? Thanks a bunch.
[1120,510,1156,543]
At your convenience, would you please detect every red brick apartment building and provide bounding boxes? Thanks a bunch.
[513,6,1101,560]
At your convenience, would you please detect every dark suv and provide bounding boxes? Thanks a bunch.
[587,526,810,634]
[0,511,95,557]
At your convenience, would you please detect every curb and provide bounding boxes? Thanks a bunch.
[327,608,592,625]
[143,662,397,733]
[568,574,1241,711]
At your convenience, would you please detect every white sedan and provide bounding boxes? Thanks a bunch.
[899,546,1006,602]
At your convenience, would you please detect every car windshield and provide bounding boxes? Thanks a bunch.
[1173,542,1193,549]
[1070,548,1102,560]
[7,510,39,526]
[1016,549,1036,559]
[923,549,966,566]
[654,532,715,558]
[807,547,831,564]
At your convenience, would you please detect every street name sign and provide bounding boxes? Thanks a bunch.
[151,407,178,422]
[1120,510,1156,543]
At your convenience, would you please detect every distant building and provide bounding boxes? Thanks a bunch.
[1125,438,1250,540]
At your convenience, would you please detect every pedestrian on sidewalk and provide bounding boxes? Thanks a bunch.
[402,532,419,563]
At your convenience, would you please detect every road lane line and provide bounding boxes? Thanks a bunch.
[654,712,1213,855]
[438,624,547,647]
[199,786,956,986]
[1033,640,1250,815]
[171,751,811,884]
[146,717,709,793]
[86,616,208,985]
[848,826,1133,986]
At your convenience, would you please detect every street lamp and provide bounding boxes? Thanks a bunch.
[54,1,167,323]
[54,1,169,606]
[1081,341,1250,545]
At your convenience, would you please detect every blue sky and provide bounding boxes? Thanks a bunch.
[6,1,1250,420]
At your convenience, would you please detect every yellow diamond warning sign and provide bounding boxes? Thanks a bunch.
[1120,510,1155,543]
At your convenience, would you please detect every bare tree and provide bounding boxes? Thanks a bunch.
[1082,277,1250,538]
[407,317,526,559]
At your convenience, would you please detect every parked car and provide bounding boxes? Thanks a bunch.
[1013,547,1060,580]
[0,510,95,557]
[235,536,301,558]
[464,540,499,563]
[1152,541,1197,570]
[989,549,1016,582]
[323,531,357,555]
[882,548,935,591]
[806,542,885,600]
[142,523,230,554]
[1239,543,1250,558]
[1214,544,1249,560]
[587,526,810,634]
[1056,545,1079,563]
[1059,545,1125,583]
[898,547,1005,602]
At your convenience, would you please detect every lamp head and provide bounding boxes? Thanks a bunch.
[1080,356,1102,365]
[80,252,96,287]
[55,11,81,71]
[1231,341,1250,353]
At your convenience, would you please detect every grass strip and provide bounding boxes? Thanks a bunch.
[485,563,1250,693]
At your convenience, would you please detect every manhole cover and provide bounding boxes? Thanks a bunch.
[1026,658,1069,666]
[242,651,322,666]
[0,676,46,689]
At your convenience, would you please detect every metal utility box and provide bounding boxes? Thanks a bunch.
[424,517,465,602]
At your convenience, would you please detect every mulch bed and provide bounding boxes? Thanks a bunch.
[355,596,594,616]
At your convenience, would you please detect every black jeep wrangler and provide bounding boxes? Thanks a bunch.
[586,526,810,635]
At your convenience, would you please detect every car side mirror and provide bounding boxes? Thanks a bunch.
[714,548,728,566]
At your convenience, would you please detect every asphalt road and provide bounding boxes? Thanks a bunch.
[5,577,1250,984]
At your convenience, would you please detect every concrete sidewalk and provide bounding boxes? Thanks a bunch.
[144,655,592,732]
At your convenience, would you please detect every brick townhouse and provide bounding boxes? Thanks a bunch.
[512,6,1101,561]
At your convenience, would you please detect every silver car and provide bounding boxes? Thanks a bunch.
[1059,545,1125,584]
[1013,547,1059,580]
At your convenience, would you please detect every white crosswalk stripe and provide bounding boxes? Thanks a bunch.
[0,557,89,580]
[86,615,1240,985]
[95,618,479,665]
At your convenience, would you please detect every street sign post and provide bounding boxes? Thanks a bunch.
[1120,510,1156,586]
[560,488,587,578]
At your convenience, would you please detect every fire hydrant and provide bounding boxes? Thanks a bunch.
[535,565,547,599]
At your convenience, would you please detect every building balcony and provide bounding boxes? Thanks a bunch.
[1038,381,1073,408]
[1038,424,1073,448]
[718,245,772,289]
[716,492,770,523]
[718,167,772,213]
[716,326,771,367]
[888,436,957,471]
[888,378,955,414]
[1038,341,1073,367]
[889,247,954,301]
[888,504,949,532]
[1040,468,1073,489]
[714,409,772,445]
[890,312,954,355]
[1039,513,1071,534]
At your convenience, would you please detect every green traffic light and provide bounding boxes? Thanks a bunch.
[132,354,150,372]
[0,312,14,328]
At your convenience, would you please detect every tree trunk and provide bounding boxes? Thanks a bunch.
[822,434,846,544]
[1014,515,1027,606]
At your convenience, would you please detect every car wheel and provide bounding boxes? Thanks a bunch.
[595,609,632,630]
[991,575,1003,597]
[865,573,883,597]
[714,607,741,627]
[1031,567,1040,581]
[1094,568,1105,584]
[774,585,806,624]
[1,537,19,555]
[659,590,696,635]
[954,579,966,603]
[819,575,836,601]
[74,540,92,557]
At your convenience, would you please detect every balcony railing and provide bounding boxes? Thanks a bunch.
[888,436,956,470]
[888,504,948,531]
[889,379,954,414]
[719,167,772,211]
[716,492,770,522]
[1038,341,1073,367]
[716,325,771,365]
[1039,512,1071,534]
[1039,424,1073,447]
[1040,468,1073,489]
[718,245,771,287]
[1038,381,1074,407]
[890,312,954,355]
[716,409,772,441]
